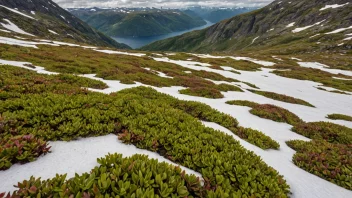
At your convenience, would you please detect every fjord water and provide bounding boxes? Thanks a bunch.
[112,21,214,49]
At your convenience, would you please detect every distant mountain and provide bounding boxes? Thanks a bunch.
[184,7,258,23]
[0,0,130,49]
[141,0,352,53]
[69,8,207,37]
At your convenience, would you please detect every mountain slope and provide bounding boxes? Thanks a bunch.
[70,8,206,37]
[184,7,258,23]
[141,0,352,54]
[0,0,130,49]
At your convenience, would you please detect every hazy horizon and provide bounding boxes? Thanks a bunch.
[52,0,273,9]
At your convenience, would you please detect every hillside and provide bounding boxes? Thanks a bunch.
[0,0,352,197]
[184,7,258,23]
[69,8,207,37]
[141,0,352,54]
[0,0,130,49]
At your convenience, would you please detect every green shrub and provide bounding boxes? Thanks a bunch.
[226,100,303,126]
[0,88,289,196]
[248,89,315,107]
[226,100,258,108]
[0,134,50,170]
[292,122,352,144]
[179,87,224,99]
[0,45,239,99]
[7,154,204,197]
[273,67,352,92]
[287,140,352,190]
[250,104,303,126]
[234,127,280,150]
[327,114,352,122]
[0,65,107,100]
[216,84,243,92]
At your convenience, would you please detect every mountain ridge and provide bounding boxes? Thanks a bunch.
[69,8,207,37]
[0,0,130,49]
[141,0,352,54]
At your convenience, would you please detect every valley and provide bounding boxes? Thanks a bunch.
[112,21,214,49]
[0,0,351,197]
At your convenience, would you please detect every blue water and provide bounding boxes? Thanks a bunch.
[112,21,214,49]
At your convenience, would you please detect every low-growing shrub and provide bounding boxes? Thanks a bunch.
[248,89,315,107]
[234,127,280,149]
[226,100,258,108]
[273,67,352,92]
[179,87,224,99]
[226,100,303,126]
[6,154,204,197]
[216,83,243,92]
[0,65,107,100]
[250,104,303,126]
[0,134,51,170]
[0,87,289,196]
[292,122,352,144]
[242,82,259,89]
[287,140,352,190]
[327,114,352,122]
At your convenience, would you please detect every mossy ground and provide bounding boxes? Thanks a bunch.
[226,100,303,126]
[327,114,352,122]
[288,122,352,190]
[248,89,315,107]
[0,44,241,99]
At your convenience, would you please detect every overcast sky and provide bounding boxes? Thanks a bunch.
[52,0,273,8]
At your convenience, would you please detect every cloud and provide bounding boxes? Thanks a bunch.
[52,0,274,8]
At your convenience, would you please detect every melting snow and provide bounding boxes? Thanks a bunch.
[325,26,352,34]
[0,59,58,75]
[320,3,350,11]
[0,29,10,33]
[343,37,352,41]
[286,22,295,28]
[48,29,58,35]
[251,36,259,44]
[267,28,275,32]
[0,19,35,36]
[0,134,202,192]
[333,77,352,81]
[309,34,320,38]
[94,49,146,57]
[298,62,352,77]
[0,5,35,20]
[292,20,326,33]
[291,57,302,61]
[31,11,35,15]
[0,58,352,197]
[190,54,275,67]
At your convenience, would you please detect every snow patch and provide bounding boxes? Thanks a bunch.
[0,29,10,33]
[94,49,145,57]
[251,36,259,44]
[298,62,352,77]
[48,29,58,35]
[292,20,326,33]
[1,58,352,197]
[286,22,295,28]
[309,34,320,38]
[0,134,202,192]
[0,59,58,75]
[0,19,35,36]
[325,26,352,34]
[320,3,350,11]
[0,5,35,20]
[291,57,302,61]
